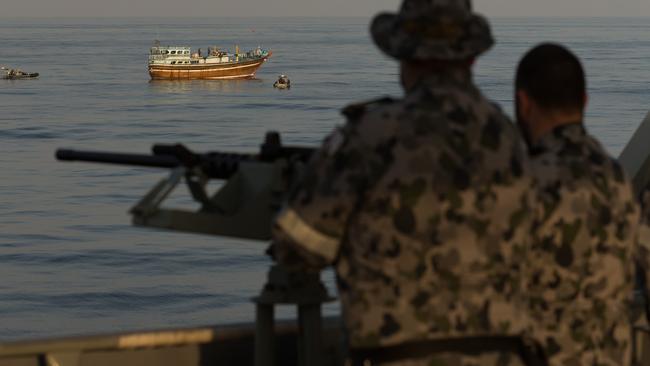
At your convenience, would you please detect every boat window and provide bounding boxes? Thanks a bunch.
[171,61,176,64]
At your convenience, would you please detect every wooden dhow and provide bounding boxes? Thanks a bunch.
[148,42,271,80]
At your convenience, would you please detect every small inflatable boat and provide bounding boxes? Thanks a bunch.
[2,68,39,80]
[273,74,290,89]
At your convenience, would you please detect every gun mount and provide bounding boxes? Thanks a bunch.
[56,132,314,240]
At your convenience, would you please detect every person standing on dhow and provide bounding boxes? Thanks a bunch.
[271,0,540,365]
[515,43,639,365]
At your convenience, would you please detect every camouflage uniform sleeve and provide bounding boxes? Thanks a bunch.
[272,112,379,271]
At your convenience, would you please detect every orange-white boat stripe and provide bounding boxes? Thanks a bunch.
[203,74,256,79]
[149,74,256,80]
[149,61,265,73]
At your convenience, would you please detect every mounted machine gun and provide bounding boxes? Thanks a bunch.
[56,132,336,366]
[57,132,312,240]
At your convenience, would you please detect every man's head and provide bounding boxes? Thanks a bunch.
[370,0,493,90]
[515,43,587,144]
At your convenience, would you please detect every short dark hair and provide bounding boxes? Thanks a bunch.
[515,43,586,111]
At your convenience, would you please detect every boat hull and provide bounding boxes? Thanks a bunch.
[149,57,269,80]
[2,72,39,80]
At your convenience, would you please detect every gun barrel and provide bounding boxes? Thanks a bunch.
[56,149,261,179]
[56,149,180,168]
[56,145,315,179]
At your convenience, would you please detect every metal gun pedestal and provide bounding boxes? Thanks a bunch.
[254,264,335,366]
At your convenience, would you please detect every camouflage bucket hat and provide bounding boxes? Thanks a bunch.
[371,0,494,61]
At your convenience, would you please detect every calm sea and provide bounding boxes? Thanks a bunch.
[1,17,649,342]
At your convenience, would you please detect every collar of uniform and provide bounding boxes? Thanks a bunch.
[530,122,585,156]
[410,68,472,92]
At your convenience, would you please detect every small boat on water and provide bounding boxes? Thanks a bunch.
[273,74,291,89]
[148,41,271,80]
[1,67,39,80]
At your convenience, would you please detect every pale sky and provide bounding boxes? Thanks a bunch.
[1,0,649,18]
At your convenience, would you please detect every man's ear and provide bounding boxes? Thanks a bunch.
[516,89,531,117]
[583,93,588,109]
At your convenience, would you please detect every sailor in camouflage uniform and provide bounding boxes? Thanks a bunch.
[272,0,539,364]
[515,44,639,365]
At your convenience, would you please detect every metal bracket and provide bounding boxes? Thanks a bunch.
[130,167,185,217]
[253,264,335,366]
[184,168,217,211]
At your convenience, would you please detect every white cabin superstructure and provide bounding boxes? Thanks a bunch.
[148,46,236,66]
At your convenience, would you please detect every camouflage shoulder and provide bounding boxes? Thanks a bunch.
[341,97,395,121]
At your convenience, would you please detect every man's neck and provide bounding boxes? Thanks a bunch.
[401,63,471,93]
[530,111,583,144]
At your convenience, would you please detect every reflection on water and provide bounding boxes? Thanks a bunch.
[148,78,265,94]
